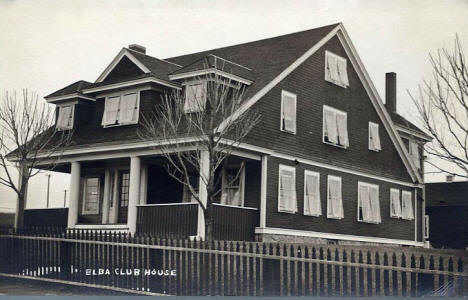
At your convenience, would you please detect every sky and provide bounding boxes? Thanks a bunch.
[0,0,467,211]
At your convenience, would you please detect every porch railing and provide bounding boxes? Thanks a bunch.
[136,203,198,238]
[23,208,68,228]
[211,203,259,241]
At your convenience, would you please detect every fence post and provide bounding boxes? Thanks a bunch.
[60,233,71,281]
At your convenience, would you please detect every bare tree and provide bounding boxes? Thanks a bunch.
[0,90,72,228]
[139,67,260,240]
[409,36,468,179]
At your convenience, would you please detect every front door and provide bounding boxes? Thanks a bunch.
[118,171,130,223]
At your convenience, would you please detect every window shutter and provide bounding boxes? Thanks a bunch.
[304,173,321,216]
[402,192,414,220]
[119,93,138,124]
[279,167,296,213]
[329,55,339,83]
[102,96,120,126]
[359,185,371,222]
[324,109,338,144]
[369,186,381,223]
[369,123,381,151]
[328,177,343,218]
[184,83,206,113]
[409,142,420,169]
[282,93,296,133]
[337,58,349,86]
[57,106,72,129]
[336,113,349,147]
[390,189,402,218]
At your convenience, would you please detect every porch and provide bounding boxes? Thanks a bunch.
[39,150,262,241]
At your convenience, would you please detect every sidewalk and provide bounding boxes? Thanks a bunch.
[0,277,132,296]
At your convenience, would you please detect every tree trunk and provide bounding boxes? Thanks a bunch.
[204,210,214,241]
[15,192,25,229]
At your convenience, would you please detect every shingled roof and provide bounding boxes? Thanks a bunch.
[45,80,92,98]
[390,112,431,140]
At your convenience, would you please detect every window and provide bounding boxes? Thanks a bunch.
[119,172,130,208]
[101,91,139,126]
[56,105,74,130]
[82,177,100,215]
[304,171,321,216]
[368,122,381,151]
[325,51,349,88]
[323,106,349,148]
[424,215,429,239]
[280,90,297,134]
[357,182,381,223]
[221,163,245,206]
[278,165,297,213]
[327,175,344,219]
[401,191,414,220]
[409,141,420,169]
[184,83,206,113]
[390,188,402,218]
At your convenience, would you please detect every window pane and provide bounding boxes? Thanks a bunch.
[324,109,338,144]
[305,174,321,216]
[336,113,348,147]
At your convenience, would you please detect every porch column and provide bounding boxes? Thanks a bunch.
[127,156,141,234]
[260,155,268,228]
[67,161,81,228]
[101,169,111,224]
[139,164,148,205]
[197,150,209,240]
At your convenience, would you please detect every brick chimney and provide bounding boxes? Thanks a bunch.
[128,44,146,54]
[385,72,397,113]
[446,175,454,182]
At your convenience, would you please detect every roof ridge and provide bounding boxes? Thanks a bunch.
[165,23,341,61]
[126,47,182,68]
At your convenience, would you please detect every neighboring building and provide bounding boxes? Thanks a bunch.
[10,23,429,246]
[426,180,468,249]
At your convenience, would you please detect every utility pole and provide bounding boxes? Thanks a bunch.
[63,189,67,207]
[45,173,51,208]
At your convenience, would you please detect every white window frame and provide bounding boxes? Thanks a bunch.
[102,90,140,127]
[56,104,75,131]
[323,105,349,149]
[390,188,402,218]
[327,175,344,219]
[82,177,100,215]
[221,163,246,207]
[278,164,297,214]
[401,190,414,220]
[325,50,349,88]
[424,214,429,239]
[368,122,381,151]
[357,181,381,224]
[184,81,207,113]
[303,170,321,217]
[280,90,297,134]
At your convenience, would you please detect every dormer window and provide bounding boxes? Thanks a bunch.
[325,51,349,88]
[184,82,207,113]
[56,105,74,130]
[101,91,139,127]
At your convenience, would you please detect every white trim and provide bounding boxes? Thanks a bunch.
[24,207,68,210]
[327,175,344,219]
[336,27,422,183]
[73,224,129,230]
[414,187,418,241]
[169,68,253,85]
[280,90,297,134]
[95,48,151,83]
[255,227,425,247]
[323,105,348,148]
[83,76,181,94]
[278,164,297,214]
[216,25,341,133]
[260,155,268,228]
[424,214,429,239]
[136,202,198,207]
[303,170,321,217]
[357,181,381,224]
[212,203,258,210]
[45,93,96,103]
[395,125,432,142]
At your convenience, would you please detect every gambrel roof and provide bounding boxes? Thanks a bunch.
[42,23,423,183]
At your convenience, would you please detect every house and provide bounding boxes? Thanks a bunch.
[12,23,429,246]
[425,179,468,249]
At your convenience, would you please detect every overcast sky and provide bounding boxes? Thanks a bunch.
[1,0,467,211]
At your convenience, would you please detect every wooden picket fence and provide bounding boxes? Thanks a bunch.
[0,228,467,296]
